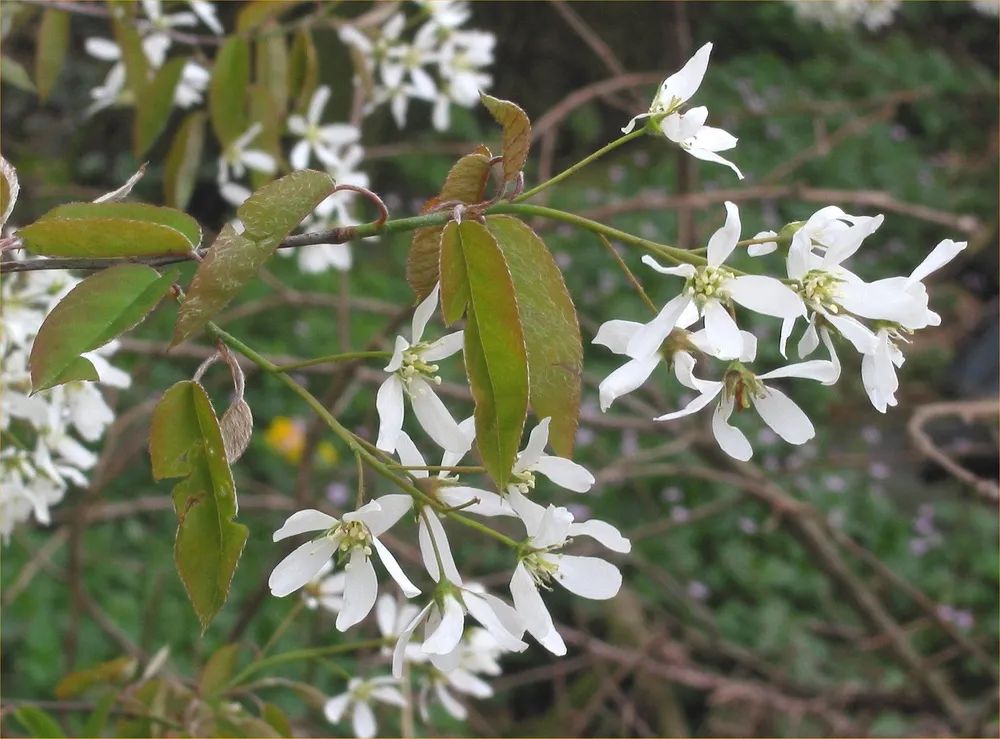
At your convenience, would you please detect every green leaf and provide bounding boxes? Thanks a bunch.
[406,146,494,302]
[29,265,177,392]
[55,656,138,699]
[451,221,528,488]
[256,26,289,121]
[288,29,318,114]
[11,706,64,738]
[134,57,185,157]
[36,202,201,248]
[171,170,336,347]
[261,703,293,738]
[479,93,531,186]
[487,216,582,457]
[247,83,281,190]
[35,9,69,101]
[200,644,240,699]
[236,0,298,33]
[2,55,36,92]
[164,111,207,210]
[209,37,250,146]
[150,381,248,631]
[82,691,117,738]
[112,19,149,100]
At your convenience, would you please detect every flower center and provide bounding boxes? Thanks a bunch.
[690,265,734,302]
[799,270,842,313]
[329,520,372,557]
[398,344,443,393]
[723,366,764,412]
[508,468,535,496]
[521,551,559,589]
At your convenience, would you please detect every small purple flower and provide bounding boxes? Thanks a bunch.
[670,505,690,523]
[868,461,891,480]
[824,475,847,493]
[325,482,350,506]
[662,486,683,503]
[861,426,882,444]
[909,538,931,557]
[763,455,781,472]
[586,187,603,204]
[639,221,659,239]
[827,509,845,528]
[739,517,758,534]
[556,224,573,238]
[609,164,627,184]
[554,251,573,269]
[687,581,709,600]
[568,502,591,520]
[621,428,639,456]
[756,427,779,446]
[632,150,650,167]
[575,426,596,448]
[952,610,975,630]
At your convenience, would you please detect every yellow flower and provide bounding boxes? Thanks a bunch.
[264,416,339,467]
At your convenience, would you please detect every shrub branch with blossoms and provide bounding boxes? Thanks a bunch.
[0,4,983,737]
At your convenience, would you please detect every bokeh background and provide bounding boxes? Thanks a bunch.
[2,1,998,737]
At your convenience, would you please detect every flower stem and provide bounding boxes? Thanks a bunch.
[227,638,391,688]
[514,128,647,203]
[258,599,305,660]
[272,351,391,372]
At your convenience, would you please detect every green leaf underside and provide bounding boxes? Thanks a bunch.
[150,381,248,631]
[164,111,207,210]
[406,147,493,302]
[55,656,137,699]
[112,19,149,100]
[289,29,319,114]
[40,202,202,248]
[2,55,37,92]
[256,28,289,120]
[487,216,582,457]
[35,9,69,101]
[171,170,337,347]
[479,93,531,185]
[19,219,195,259]
[209,37,250,146]
[29,265,177,392]
[453,221,528,489]
[439,221,470,324]
[236,0,295,33]
[135,57,186,157]
[12,706,64,738]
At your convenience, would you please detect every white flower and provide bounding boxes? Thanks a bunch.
[656,340,838,460]
[507,490,631,655]
[415,626,500,722]
[508,418,595,495]
[174,61,210,109]
[217,124,277,206]
[437,29,494,107]
[302,560,348,614]
[861,326,905,413]
[287,86,362,170]
[268,498,420,630]
[0,448,65,542]
[390,510,527,677]
[323,677,406,739]
[395,425,514,516]
[627,202,806,362]
[188,0,224,34]
[788,0,901,32]
[622,42,742,178]
[375,283,466,454]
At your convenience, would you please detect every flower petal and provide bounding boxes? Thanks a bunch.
[510,562,566,656]
[712,394,753,461]
[641,254,697,278]
[593,319,643,355]
[654,382,723,422]
[421,330,464,361]
[464,591,527,651]
[533,454,595,493]
[706,201,741,267]
[514,417,551,474]
[625,293,693,358]
[269,538,338,598]
[418,510,462,584]
[371,536,421,598]
[757,360,838,384]
[375,375,405,452]
[358,494,413,536]
[323,694,351,724]
[752,386,815,445]
[550,554,622,600]
[729,276,805,319]
[422,595,465,655]
[336,551,379,630]
[659,41,712,108]
[569,519,632,553]
[598,355,660,412]
[702,299,744,360]
[392,604,431,678]
[437,486,515,517]
[352,700,377,739]
[409,377,469,453]
[908,238,966,283]
[273,509,338,541]
[411,283,441,342]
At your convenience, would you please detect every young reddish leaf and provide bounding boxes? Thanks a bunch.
[171,170,337,347]
[38,202,201,248]
[406,149,494,301]
[112,19,149,100]
[256,26,289,121]
[479,93,531,185]
[209,37,250,146]
[200,644,241,699]
[439,221,471,324]
[487,216,582,457]
[55,656,138,700]
[150,381,249,632]
[134,57,186,158]
[34,9,68,101]
[288,28,318,114]
[1,156,20,229]
[29,264,178,392]
[453,221,528,489]
[2,55,36,93]
[164,111,207,210]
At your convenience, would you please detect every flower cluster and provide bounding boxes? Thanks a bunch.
[340,0,495,131]
[786,0,998,31]
[0,259,130,542]
[84,0,221,116]
[268,283,628,733]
